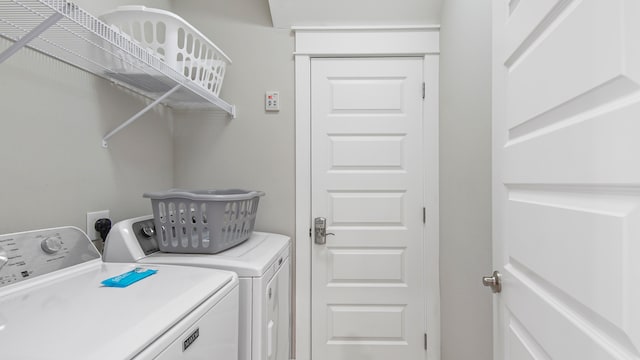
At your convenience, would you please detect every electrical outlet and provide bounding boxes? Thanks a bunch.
[265,91,279,111]
[87,210,110,240]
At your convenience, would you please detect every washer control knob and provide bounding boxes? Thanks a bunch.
[0,247,8,271]
[141,224,155,238]
[41,237,63,254]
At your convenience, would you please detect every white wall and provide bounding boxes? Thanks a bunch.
[171,0,295,237]
[0,0,174,235]
[439,0,493,359]
[268,0,442,28]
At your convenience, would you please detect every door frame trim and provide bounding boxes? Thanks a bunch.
[293,26,440,360]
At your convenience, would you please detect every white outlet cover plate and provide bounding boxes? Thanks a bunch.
[265,91,280,111]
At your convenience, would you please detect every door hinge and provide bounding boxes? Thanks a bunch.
[423,207,426,224]
[422,82,425,99]
[309,227,312,238]
[424,333,428,349]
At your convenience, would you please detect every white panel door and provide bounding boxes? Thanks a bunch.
[311,57,425,360]
[493,0,640,359]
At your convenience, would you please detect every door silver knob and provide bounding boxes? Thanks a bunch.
[482,270,502,293]
[314,217,335,245]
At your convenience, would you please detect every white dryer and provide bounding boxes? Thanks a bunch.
[104,215,291,360]
[0,226,239,360]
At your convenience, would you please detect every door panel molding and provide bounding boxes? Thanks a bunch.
[294,28,440,360]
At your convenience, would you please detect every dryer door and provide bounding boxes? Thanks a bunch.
[149,287,239,360]
[265,257,290,360]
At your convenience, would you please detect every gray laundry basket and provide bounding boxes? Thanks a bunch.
[143,189,265,254]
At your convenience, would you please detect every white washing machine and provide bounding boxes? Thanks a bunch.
[0,226,239,360]
[103,215,291,360]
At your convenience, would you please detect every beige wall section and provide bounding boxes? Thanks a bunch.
[439,0,493,359]
[171,0,295,237]
[0,0,174,236]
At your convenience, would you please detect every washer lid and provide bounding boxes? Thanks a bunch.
[139,231,290,277]
[0,261,237,360]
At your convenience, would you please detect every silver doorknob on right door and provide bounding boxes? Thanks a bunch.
[482,270,502,293]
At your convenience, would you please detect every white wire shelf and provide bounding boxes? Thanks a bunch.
[0,0,236,147]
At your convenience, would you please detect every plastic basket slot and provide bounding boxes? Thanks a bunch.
[160,225,168,246]
[178,202,187,224]
[191,227,199,248]
[240,221,246,237]
[193,38,201,57]
[201,203,208,223]
[230,202,237,220]
[189,203,198,224]
[223,202,231,222]
[239,200,246,217]
[190,66,198,81]
[168,202,176,224]
[143,21,153,44]
[186,32,194,54]
[181,226,188,248]
[171,226,178,247]
[158,202,166,223]
[229,222,237,241]
[232,223,238,239]
[202,227,210,247]
[156,21,166,44]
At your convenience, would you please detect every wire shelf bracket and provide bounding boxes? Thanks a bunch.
[0,12,62,64]
[102,84,182,148]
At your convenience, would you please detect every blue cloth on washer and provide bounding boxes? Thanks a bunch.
[101,267,157,288]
